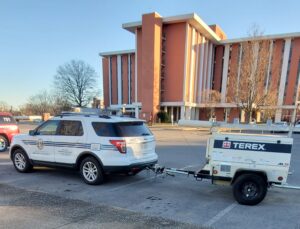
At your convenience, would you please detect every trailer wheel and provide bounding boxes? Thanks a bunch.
[233,173,267,205]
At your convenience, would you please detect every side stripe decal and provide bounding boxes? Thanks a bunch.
[22,140,115,150]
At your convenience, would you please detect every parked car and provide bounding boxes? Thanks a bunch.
[271,121,289,133]
[294,121,300,133]
[0,112,20,152]
[9,113,158,185]
[273,121,288,127]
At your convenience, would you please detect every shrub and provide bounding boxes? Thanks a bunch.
[157,111,170,123]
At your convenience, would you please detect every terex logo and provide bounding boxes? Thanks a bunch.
[221,141,266,151]
[232,142,266,151]
[222,141,231,148]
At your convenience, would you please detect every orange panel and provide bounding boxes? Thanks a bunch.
[215,108,224,121]
[136,28,143,102]
[139,12,162,120]
[226,44,239,102]
[184,24,192,102]
[229,108,239,123]
[102,57,109,107]
[111,56,118,105]
[131,54,135,103]
[162,23,186,102]
[122,55,129,104]
[209,24,227,40]
[213,45,224,92]
[284,38,300,105]
[199,108,207,120]
[270,40,284,96]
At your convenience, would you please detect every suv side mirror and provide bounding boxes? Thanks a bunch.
[29,130,35,136]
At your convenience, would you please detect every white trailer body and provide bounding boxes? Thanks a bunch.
[203,132,293,185]
[153,131,295,205]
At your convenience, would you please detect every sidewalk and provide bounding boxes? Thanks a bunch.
[149,123,210,132]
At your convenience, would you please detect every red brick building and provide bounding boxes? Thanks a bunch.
[100,12,300,122]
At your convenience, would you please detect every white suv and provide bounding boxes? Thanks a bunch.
[9,113,158,185]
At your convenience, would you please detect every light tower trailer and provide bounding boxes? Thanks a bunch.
[152,131,299,205]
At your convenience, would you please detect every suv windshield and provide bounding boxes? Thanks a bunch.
[92,122,152,137]
[0,116,16,124]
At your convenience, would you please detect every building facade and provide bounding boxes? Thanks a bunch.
[100,12,300,122]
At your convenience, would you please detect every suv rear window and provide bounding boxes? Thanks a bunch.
[92,122,152,137]
[0,116,16,124]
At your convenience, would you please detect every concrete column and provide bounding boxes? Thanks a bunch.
[277,38,292,107]
[241,110,245,123]
[180,106,186,120]
[221,44,230,103]
[195,108,200,120]
[275,109,282,122]
[186,107,192,120]
[256,111,261,122]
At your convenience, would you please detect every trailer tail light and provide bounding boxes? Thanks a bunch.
[109,140,126,154]
[213,169,218,175]
[278,176,283,181]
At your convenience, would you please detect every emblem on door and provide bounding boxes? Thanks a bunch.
[37,139,44,150]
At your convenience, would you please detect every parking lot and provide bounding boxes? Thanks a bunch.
[1,124,300,228]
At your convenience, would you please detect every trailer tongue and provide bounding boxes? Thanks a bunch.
[150,131,299,206]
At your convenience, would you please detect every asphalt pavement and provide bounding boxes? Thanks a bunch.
[1,124,300,229]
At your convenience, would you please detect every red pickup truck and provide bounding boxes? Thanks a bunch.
[0,112,19,152]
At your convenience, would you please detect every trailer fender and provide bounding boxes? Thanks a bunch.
[231,170,268,185]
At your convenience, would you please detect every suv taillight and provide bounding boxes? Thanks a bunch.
[109,140,126,154]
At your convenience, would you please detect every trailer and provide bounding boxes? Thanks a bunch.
[151,131,299,205]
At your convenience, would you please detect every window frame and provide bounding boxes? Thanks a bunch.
[34,120,60,136]
[56,120,84,136]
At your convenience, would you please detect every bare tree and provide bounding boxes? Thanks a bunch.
[228,26,278,123]
[0,101,10,112]
[20,90,72,115]
[54,60,98,107]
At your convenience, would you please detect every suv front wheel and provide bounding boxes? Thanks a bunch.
[80,157,104,185]
[12,148,33,172]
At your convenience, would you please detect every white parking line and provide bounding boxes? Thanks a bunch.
[203,203,237,227]
[0,162,12,165]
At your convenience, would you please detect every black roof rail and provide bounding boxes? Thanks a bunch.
[99,115,111,119]
[56,112,93,118]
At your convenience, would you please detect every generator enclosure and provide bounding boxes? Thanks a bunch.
[204,132,293,184]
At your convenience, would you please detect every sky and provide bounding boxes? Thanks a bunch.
[1,0,300,108]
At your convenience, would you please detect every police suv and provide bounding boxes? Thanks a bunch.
[9,113,158,185]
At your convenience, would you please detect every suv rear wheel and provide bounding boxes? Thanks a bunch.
[80,157,104,185]
[12,148,33,172]
[0,135,8,152]
[233,173,267,205]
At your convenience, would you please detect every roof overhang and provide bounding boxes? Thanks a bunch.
[122,13,221,44]
[221,32,300,44]
[99,49,135,57]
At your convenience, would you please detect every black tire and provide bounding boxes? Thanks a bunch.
[80,157,104,185]
[233,173,267,206]
[12,148,33,173]
[0,135,8,152]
